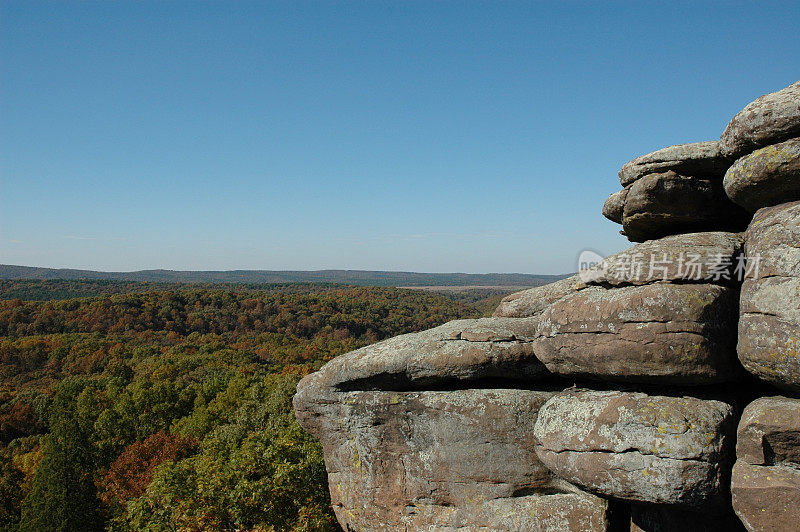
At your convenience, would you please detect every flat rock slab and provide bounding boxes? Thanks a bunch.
[619,141,729,187]
[294,317,546,393]
[534,283,740,384]
[721,80,800,158]
[731,397,800,531]
[738,201,800,392]
[533,389,736,510]
[493,274,584,318]
[581,231,743,286]
[294,388,612,531]
[621,170,749,242]
[732,462,800,532]
[724,137,800,212]
[389,492,613,532]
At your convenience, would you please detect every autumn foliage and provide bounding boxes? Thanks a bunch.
[0,283,485,530]
[100,431,198,509]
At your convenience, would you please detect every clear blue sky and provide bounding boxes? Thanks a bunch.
[1,1,798,274]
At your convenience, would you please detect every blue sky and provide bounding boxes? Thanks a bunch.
[1,1,798,274]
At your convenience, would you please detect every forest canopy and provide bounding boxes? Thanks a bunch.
[0,283,489,531]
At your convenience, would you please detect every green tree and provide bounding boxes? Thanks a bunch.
[17,381,103,532]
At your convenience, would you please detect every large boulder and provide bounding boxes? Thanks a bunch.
[735,396,800,466]
[731,396,800,531]
[534,283,740,384]
[294,388,615,531]
[621,170,749,242]
[602,188,628,224]
[494,231,742,318]
[493,274,584,318]
[295,317,545,392]
[738,201,800,392]
[533,389,736,511]
[721,80,800,158]
[619,141,729,187]
[583,231,743,286]
[723,137,800,212]
[495,233,744,385]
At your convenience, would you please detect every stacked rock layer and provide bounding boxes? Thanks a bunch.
[294,80,800,531]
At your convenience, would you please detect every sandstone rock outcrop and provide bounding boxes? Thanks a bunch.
[602,188,627,224]
[731,396,800,531]
[533,389,736,510]
[738,200,800,392]
[618,141,729,188]
[583,231,743,286]
[620,170,749,242]
[294,386,617,530]
[606,140,751,242]
[493,274,583,318]
[721,80,800,158]
[294,79,800,531]
[532,232,743,384]
[296,317,545,391]
[534,283,739,384]
[724,137,800,212]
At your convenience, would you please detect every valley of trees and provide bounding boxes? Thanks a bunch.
[0,284,489,531]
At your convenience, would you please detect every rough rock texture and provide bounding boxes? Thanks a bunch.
[533,389,736,511]
[735,396,800,466]
[621,170,749,242]
[724,137,800,212]
[294,388,614,531]
[534,283,740,384]
[602,188,628,224]
[619,141,729,187]
[738,201,800,392]
[721,80,800,158]
[582,231,743,286]
[493,274,583,318]
[294,80,800,531]
[299,317,545,391]
[731,397,800,531]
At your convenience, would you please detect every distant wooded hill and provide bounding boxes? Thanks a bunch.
[0,264,567,287]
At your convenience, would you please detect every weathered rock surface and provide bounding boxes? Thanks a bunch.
[723,137,800,212]
[534,283,740,384]
[735,396,800,466]
[731,463,800,532]
[383,491,614,531]
[602,188,628,224]
[619,141,729,187]
[731,396,800,532]
[621,170,750,242]
[738,201,800,392]
[721,80,800,158]
[294,81,800,531]
[533,389,736,510]
[296,317,545,391]
[582,231,743,286]
[294,388,614,531]
[493,274,583,318]
[497,231,742,328]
